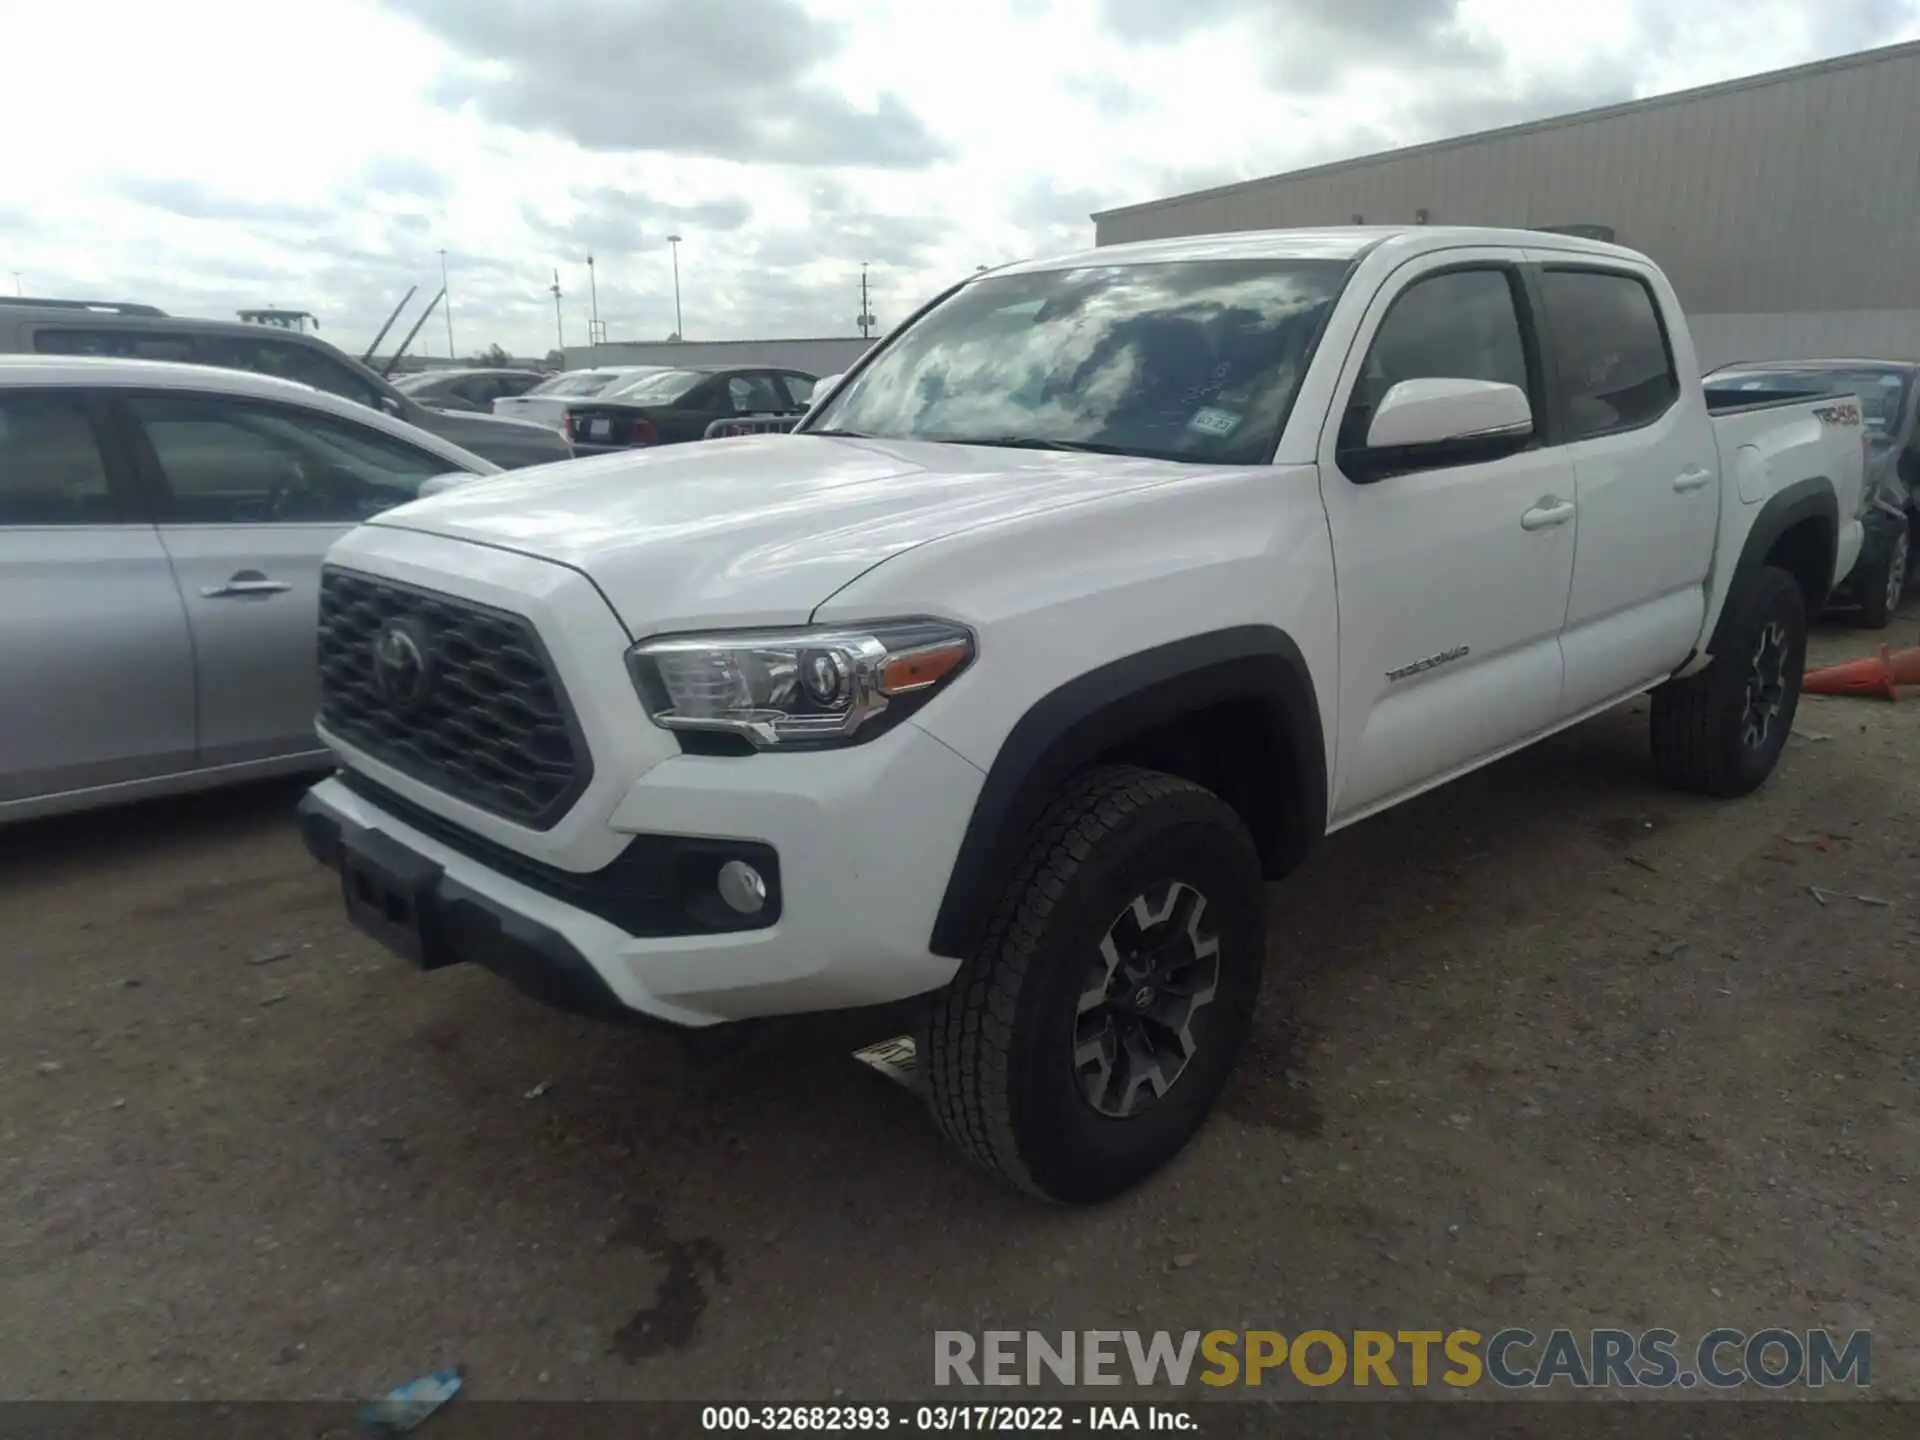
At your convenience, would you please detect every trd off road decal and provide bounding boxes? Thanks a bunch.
[1812,402,1863,428]
[1385,645,1470,682]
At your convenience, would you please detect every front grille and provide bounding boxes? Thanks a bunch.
[316,568,591,829]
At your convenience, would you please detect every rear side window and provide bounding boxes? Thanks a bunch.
[1538,270,1678,440]
[34,327,195,362]
[781,373,817,406]
[0,391,119,524]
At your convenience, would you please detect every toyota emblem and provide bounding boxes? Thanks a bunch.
[372,619,434,713]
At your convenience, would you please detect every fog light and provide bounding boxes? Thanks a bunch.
[716,859,768,915]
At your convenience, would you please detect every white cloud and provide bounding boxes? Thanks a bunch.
[0,0,1915,357]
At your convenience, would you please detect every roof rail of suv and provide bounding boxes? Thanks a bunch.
[0,296,170,317]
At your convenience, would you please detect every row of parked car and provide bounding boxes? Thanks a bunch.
[0,295,828,822]
[392,361,821,454]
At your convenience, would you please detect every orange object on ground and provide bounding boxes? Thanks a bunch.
[1887,644,1920,687]
[1801,646,1900,700]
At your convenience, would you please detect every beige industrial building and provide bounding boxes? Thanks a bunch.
[1093,40,1920,371]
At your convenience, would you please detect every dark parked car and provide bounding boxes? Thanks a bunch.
[391,367,547,413]
[559,366,816,455]
[0,298,572,470]
[1706,359,1919,627]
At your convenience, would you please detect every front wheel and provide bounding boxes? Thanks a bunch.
[1650,565,1807,798]
[923,767,1265,1203]
[1854,524,1912,630]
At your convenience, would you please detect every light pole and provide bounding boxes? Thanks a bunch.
[857,261,876,339]
[438,248,455,358]
[10,272,20,296]
[550,268,564,349]
[667,234,683,340]
[587,253,603,346]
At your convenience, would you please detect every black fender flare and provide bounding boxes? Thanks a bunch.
[1708,477,1837,654]
[928,625,1327,960]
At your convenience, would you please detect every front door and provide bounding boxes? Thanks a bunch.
[116,390,457,767]
[1318,256,1577,824]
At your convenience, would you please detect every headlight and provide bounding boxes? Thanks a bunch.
[627,619,975,749]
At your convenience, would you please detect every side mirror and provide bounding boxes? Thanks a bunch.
[1343,378,1534,481]
[1365,378,1533,451]
[379,393,406,418]
[808,373,844,409]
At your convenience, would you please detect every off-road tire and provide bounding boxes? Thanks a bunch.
[924,766,1264,1203]
[1854,524,1911,630]
[1650,565,1807,798]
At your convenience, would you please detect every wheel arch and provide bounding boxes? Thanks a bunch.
[1711,478,1838,651]
[928,625,1327,960]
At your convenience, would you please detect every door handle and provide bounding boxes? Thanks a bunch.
[1520,499,1576,531]
[202,575,292,598]
[1673,467,1712,493]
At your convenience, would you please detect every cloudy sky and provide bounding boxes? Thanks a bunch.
[3,0,1916,359]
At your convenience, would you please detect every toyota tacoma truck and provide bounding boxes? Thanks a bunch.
[296,226,1866,1203]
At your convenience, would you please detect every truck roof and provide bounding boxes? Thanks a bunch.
[996,225,1651,276]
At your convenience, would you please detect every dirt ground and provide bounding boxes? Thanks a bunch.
[3,606,1917,1404]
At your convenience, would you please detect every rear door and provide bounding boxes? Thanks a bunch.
[115,390,458,767]
[1529,261,1719,713]
[649,376,730,443]
[0,387,195,807]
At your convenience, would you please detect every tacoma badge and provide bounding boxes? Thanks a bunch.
[1386,645,1470,682]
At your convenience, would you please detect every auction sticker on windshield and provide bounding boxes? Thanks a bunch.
[1187,406,1242,437]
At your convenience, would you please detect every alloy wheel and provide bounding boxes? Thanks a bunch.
[1073,881,1221,1118]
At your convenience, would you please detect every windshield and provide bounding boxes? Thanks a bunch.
[804,259,1350,464]
[1709,367,1910,434]
[528,370,627,397]
[605,369,703,404]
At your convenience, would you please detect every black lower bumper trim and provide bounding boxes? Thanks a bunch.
[298,791,653,1026]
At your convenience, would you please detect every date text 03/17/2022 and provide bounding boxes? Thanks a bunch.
[701,1404,1193,1431]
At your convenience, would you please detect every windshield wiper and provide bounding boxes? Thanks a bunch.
[948,435,1113,454]
[805,426,877,439]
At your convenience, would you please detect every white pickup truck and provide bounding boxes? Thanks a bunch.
[297,226,1866,1203]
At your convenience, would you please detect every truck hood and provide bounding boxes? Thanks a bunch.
[368,433,1192,634]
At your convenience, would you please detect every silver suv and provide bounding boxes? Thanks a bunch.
[0,298,573,469]
[0,354,498,822]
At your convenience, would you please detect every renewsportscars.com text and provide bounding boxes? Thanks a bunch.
[933,1328,1871,1390]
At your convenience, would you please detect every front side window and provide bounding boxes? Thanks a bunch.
[1537,270,1678,440]
[196,337,385,410]
[126,394,454,524]
[0,391,119,525]
[805,258,1351,466]
[1340,268,1532,455]
[726,374,785,414]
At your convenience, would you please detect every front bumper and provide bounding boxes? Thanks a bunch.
[298,719,985,1028]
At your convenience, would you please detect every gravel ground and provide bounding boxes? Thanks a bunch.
[3,608,1917,1403]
